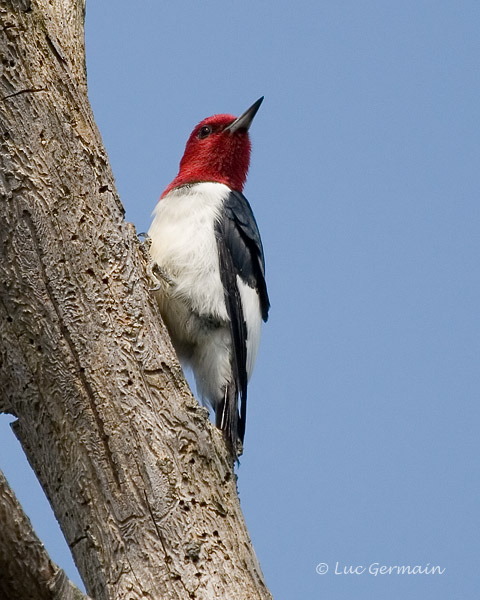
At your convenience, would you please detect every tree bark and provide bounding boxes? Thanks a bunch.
[0,1,272,599]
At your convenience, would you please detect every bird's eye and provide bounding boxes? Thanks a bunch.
[198,125,213,139]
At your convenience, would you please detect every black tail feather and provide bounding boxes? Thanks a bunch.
[217,380,244,460]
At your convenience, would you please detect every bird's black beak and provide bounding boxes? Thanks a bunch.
[225,97,264,133]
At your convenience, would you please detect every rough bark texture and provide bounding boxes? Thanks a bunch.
[0,467,90,600]
[0,1,272,599]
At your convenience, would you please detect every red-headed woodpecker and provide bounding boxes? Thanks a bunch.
[148,98,269,457]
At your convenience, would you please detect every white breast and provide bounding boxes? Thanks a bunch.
[148,182,230,321]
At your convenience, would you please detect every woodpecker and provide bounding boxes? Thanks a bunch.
[147,97,269,457]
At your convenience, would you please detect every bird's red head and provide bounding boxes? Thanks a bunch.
[161,97,263,197]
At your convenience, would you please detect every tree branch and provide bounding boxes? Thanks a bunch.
[0,466,90,600]
[0,1,272,599]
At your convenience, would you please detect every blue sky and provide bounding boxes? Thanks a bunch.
[0,2,478,598]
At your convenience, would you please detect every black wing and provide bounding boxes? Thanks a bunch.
[214,190,270,453]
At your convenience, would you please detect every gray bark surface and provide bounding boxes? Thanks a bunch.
[0,1,273,598]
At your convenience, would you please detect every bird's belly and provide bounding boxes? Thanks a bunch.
[155,290,232,407]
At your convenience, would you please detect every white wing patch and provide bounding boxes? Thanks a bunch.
[237,277,262,380]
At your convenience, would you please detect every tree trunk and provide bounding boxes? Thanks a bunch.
[0,1,272,599]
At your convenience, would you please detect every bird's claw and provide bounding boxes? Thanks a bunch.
[138,233,175,291]
[150,263,175,289]
[138,231,151,249]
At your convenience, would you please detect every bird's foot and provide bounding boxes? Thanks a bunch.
[138,233,175,291]
[138,231,152,251]
[150,263,175,289]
